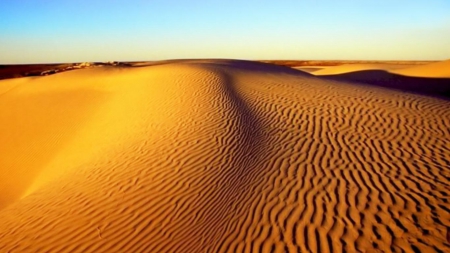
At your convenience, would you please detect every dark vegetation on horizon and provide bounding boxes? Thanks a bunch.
[0,62,131,80]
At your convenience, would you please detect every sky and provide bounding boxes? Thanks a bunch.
[1,0,449,63]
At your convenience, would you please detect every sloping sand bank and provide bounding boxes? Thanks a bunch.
[391,60,450,78]
[0,60,449,252]
[312,61,450,98]
[312,64,414,76]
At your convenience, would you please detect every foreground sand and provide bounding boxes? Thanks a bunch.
[0,60,449,252]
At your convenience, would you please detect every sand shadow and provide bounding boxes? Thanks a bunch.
[317,70,450,99]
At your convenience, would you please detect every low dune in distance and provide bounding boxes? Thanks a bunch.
[308,60,450,98]
[312,60,450,78]
[0,60,449,252]
[260,60,434,68]
[390,60,450,78]
[312,64,415,76]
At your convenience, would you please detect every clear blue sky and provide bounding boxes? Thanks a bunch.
[1,0,449,63]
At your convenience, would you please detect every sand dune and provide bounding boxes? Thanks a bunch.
[312,64,414,76]
[312,60,450,78]
[391,60,450,78]
[0,60,449,252]
[310,61,450,98]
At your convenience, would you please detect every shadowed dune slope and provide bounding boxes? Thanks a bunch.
[0,60,449,252]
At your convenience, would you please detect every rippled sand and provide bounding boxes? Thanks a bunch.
[0,60,449,252]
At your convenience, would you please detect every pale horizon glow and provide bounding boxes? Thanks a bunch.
[1,0,450,64]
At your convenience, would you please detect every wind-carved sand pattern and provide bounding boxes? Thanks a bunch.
[0,60,449,252]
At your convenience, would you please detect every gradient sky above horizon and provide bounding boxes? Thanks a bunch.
[1,0,450,63]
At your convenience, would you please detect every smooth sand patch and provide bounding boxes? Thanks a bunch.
[0,74,108,208]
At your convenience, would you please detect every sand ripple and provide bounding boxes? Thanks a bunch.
[0,60,449,252]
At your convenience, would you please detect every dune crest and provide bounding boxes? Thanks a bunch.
[0,60,449,252]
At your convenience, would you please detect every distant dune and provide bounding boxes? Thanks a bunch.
[312,60,450,78]
[309,60,450,98]
[261,60,434,68]
[0,60,449,252]
[312,63,414,76]
[390,60,450,78]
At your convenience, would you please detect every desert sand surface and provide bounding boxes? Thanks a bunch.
[0,60,449,252]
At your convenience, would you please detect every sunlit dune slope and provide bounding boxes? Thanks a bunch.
[310,61,450,97]
[312,60,450,78]
[390,60,450,78]
[0,60,449,252]
[313,64,414,76]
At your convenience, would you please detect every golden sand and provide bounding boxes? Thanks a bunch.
[0,60,449,252]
